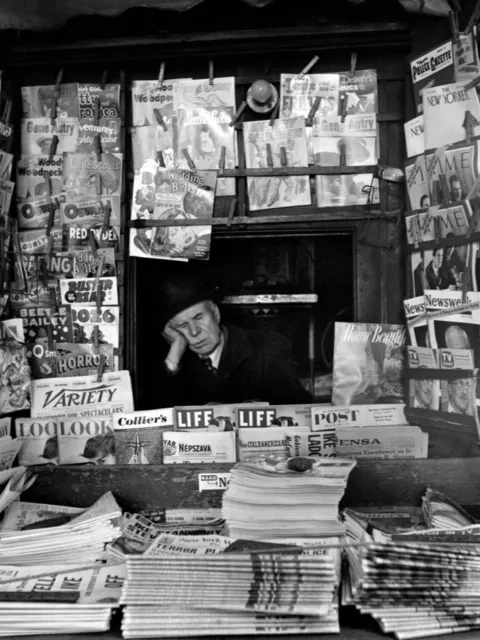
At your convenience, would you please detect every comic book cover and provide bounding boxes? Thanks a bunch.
[280,73,339,119]
[55,342,115,377]
[9,283,56,311]
[174,77,236,197]
[338,69,378,115]
[114,408,175,464]
[72,247,117,278]
[332,322,406,405]
[59,276,118,306]
[405,154,430,210]
[16,155,64,200]
[311,114,377,166]
[20,118,79,156]
[243,117,311,211]
[58,416,115,465]
[453,32,480,82]
[407,345,440,411]
[316,174,379,207]
[78,83,121,119]
[13,305,74,343]
[63,152,123,198]
[76,118,122,153]
[25,337,59,380]
[423,82,480,151]
[15,418,59,465]
[16,197,62,231]
[410,40,454,114]
[131,79,181,127]
[21,83,80,119]
[404,115,425,159]
[60,194,121,227]
[18,227,63,255]
[31,370,134,419]
[70,304,119,348]
[0,339,31,414]
[131,124,175,171]
[61,201,120,252]
[19,251,74,284]
[0,151,13,180]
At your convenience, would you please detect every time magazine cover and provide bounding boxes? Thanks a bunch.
[76,118,122,154]
[17,197,62,231]
[63,152,123,198]
[72,247,117,278]
[311,114,377,166]
[243,117,311,211]
[59,276,119,306]
[280,73,339,119]
[16,155,64,199]
[21,83,80,119]
[58,416,115,465]
[131,125,174,172]
[332,322,406,406]
[70,305,120,348]
[409,40,454,114]
[20,118,79,156]
[316,173,379,207]
[114,408,175,464]
[131,79,181,127]
[78,83,121,119]
[15,418,59,466]
[405,154,430,210]
[338,69,378,115]
[425,142,479,207]
[404,115,424,159]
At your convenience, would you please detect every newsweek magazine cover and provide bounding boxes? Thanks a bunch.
[78,83,121,119]
[16,197,62,231]
[16,154,64,200]
[58,416,115,464]
[163,430,236,464]
[131,79,181,127]
[20,118,79,155]
[409,40,454,114]
[76,118,122,154]
[316,174,379,207]
[55,343,115,377]
[332,322,406,405]
[404,115,425,159]
[312,114,377,166]
[59,276,118,306]
[425,142,478,207]
[453,32,480,82]
[406,345,440,411]
[423,82,480,151]
[131,125,174,171]
[70,305,120,348]
[63,152,123,198]
[72,247,117,278]
[15,418,59,465]
[338,69,378,115]
[0,338,31,414]
[13,305,74,343]
[21,83,80,119]
[280,73,339,119]
[114,408,175,464]
[30,370,134,419]
[405,154,429,210]
[243,117,311,211]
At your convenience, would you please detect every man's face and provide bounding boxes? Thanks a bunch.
[415,379,433,408]
[433,250,444,267]
[448,379,470,413]
[445,326,470,350]
[451,180,462,201]
[170,301,222,356]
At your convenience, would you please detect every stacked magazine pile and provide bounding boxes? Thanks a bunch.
[222,457,356,540]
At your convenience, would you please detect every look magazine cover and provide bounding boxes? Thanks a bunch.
[332,322,406,405]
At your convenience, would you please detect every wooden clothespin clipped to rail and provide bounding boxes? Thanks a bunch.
[413,212,421,250]
[50,285,59,314]
[306,97,321,127]
[101,201,111,237]
[229,101,247,128]
[39,256,49,289]
[48,135,59,160]
[96,173,103,197]
[100,69,108,91]
[1,100,11,126]
[227,198,238,228]
[266,143,274,170]
[153,108,168,132]
[94,98,103,160]
[449,9,460,45]
[269,101,279,127]
[51,69,64,126]
[433,214,442,246]
[298,55,319,79]
[349,52,358,77]
[88,228,98,259]
[157,151,166,168]
[182,148,196,171]
[96,354,106,383]
[158,62,166,86]
[279,146,288,167]
[209,60,214,86]
[0,232,4,297]
[463,110,478,144]
[340,95,348,124]
[219,146,226,175]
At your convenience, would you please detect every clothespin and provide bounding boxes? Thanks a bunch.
[48,135,59,160]
[101,202,111,236]
[40,256,49,288]
[439,173,450,204]
[349,52,358,77]
[96,354,106,383]
[50,287,58,313]
[88,228,98,258]
[93,325,100,351]
[219,146,226,171]
[100,69,108,91]
[227,198,237,228]
[467,205,479,238]
[266,143,274,170]
[306,97,321,127]
[434,214,442,245]
[94,97,100,125]
[298,55,319,79]
[157,151,166,168]
[280,146,288,167]
[96,173,102,196]
[229,101,247,128]
[182,148,196,170]
[0,232,4,297]
[340,95,348,124]
[153,108,168,132]
[94,133,103,161]
[1,101,11,125]
[95,281,103,316]
[463,110,476,144]
[209,60,214,86]
[449,10,460,45]
[51,69,64,125]
[269,101,279,127]
[462,269,469,304]
[158,62,166,86]
[413,212,421,249]
[339,142,347,166]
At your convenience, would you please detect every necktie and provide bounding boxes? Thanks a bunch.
[203,357,217,375]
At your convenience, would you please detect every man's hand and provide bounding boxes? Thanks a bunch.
[162,322,188,371]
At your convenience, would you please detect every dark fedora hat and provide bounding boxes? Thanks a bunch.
[158,270,219,327]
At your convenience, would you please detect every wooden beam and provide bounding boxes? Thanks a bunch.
[218,165,379,177]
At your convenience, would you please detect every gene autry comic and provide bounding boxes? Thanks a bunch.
[21,118,79,156]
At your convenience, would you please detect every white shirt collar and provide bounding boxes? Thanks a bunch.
[200,330,225,370]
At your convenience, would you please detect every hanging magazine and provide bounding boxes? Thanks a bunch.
[13,305,74,343]
[70,305,120,348]
[453,32,480,82]
[243,117,311,211]
[405,154,430,210]
[21,83,80,119]
[131,79,181,127]
[131,125,175,171]
[72,247,117,278]
[425,142,479,207]
[20,118,79,156]
[280,73,340,119]
[76,118,122,154]
[78,83,121,119]
[17,198,62,231]
[312,114,377,166]
[0,338,31,414]
[63,152,123,198]
[409,40,454,114]
[404,115,425,159]
[338,69,378,115]
[16,154,64,199]
[316,174,379,207]
[59,276,118,306]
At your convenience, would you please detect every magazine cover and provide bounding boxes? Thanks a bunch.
[14,305,74,343]
[31,370,134,419]
[453,32,480,82]
[25,335,58,380]
[76,118,122,153]
[243,117,311,211]
[0,178,14,217]
[63,152,123,198]
[18,227,64,257]
[58,416,115,465]
[21,83,80,119]
[72,247,117,278]
[10,284,56,311]
[405,210,436,246]
[0,339,31,414]
[316,173,379,207]
[114,408,175,464]
[405,155,429,210]
[16,197,62,231]
[404,115,425,159]
[131,125,174,172]
[61,194,121,227]
[407,345,440,411]
[131,79,181,127]
[311,404,407,430]
[409,40,454,114]
[15,418,59,465]
[423,243,470,292]
[335,425,428,460]
[312,114,377,166]
[425,143,478,206]
[0,120,13,154]
[16,154,64,199]
[131,168,215,261]
[175,404,239,431]
[437,201,470,239]
[428,305,480,369]
[163,430,236,464]
[332,322,406,405]
[59,276,118,306]
[423,82,480,151]
[235,404,316,428]
[20,118,79,156]
[20,251,74,284]
[439,348,477,417]
[280,73,339,119]
[338,69,378,115]
[70,305,120,347]
[237,427,287,462]
[78,83,121,119]
[55,342,115,377]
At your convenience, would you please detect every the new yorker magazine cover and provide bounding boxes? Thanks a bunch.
[243,117,311,211]
[332,322,406,406]
[312,114,377,166]
[280,73,339,119]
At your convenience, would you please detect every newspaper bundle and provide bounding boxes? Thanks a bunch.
[114,408,175,464]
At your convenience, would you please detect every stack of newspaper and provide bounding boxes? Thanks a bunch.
[222,457,356,540]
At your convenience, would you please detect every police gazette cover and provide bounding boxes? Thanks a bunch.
[114,408,175,464]
[332,322,406,406]
[409,40,454,114]
[30,370,134,419]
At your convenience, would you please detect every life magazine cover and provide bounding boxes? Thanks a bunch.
[14,304,74,343]
[332,322,406,405]
[130,167,215,261]
[78,83,121,119]
[131,79,181,127]
[76,118,122,154]
[21,83,80,119]
[58,416,115,464]
[312,114,377,166]
[423,82,480,151]
[338,69,378,115]
[243,117,311,211]
[425,142,479,207]
[21,118,79,156]
[63,152,123,198]
[70,305,120,348]
[404,115,424,159]
[15,418,59,465]
[114,408,175,464]
[235,404,316,428]
[409,40,454,114]
[59,276,119,306]
[316,174,379,207]
[30,370,134,419]
[16,155,64,199]
[280,73,339,119]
